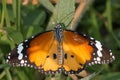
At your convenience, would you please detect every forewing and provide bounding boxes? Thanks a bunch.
[6,31,56,69]
[62,30,94,74]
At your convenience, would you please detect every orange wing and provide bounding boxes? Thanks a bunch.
[7,31,62,73]
[27,31,63,72]
[62,30,94,73]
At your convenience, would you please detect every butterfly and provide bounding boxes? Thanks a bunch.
[6,23,115,74]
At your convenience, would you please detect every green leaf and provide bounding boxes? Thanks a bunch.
[0,64,8,69]
[23,10,46,27]
[22,10,45,38]
[55,73,66,80]
[0,71,6,79]
[5,27,23,44]
[39,0,54,12]
[0,40,11,54]
[80,71,101,80]
[25,25,43,38]
[47,0,75,30]
[97,72,120,80]
[2,0,11,27]
[90,7,102,40]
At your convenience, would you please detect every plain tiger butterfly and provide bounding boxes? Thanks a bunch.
[6,23,115,74]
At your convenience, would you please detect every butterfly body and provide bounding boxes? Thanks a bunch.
[6,23,115,74]
[54,24,64,65]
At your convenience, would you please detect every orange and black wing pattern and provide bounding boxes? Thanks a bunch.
[6,31,62,72]
[63,31,115,68]
[62,31,94,74]
[6,23,115,74]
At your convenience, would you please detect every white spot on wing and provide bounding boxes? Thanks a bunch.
[8,56,10,59]
[96,57,101,61]
[93,58,96,60]
[25,60,27,63]
[6,59,9,62]
[32,36,34,38]
[8,53,11,55]
[97,61,100,64]
[95,40,103,57]
[91,62,94,65]
[20,60,24,64]
[25,40,28,42]
[88,63,91,66]
[21,64,24,66]
[17,43,24,60]
[90,37,94,40]
[112,56,115,60]
[110,52,112,56]
[24,63,27,66]
[83,34,86,36]
[97,51,102,57]
[27,64,30,67]
[95,61,97,64]
[18,54,23,60]
[93,53,95,55]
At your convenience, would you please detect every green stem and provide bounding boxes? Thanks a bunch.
[111,32,120,47]
[90,7,101,40]
[0,5,5,28]
[0,71,5,79]
[2,59,12,80]
[16,0,21,31]
[2,0,10,27]
[12,0,17,20]
[106,0,120,47]
[106,0,112,32]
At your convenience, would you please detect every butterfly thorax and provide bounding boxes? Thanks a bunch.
[54,24,64,65]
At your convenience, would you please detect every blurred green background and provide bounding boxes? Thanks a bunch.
[0,0,120,80]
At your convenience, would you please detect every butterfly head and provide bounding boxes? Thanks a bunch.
[54,23,65,30]
[54,23,64,43]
